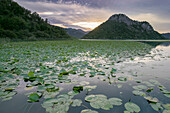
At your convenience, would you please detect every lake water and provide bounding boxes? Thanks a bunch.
[0,41,170,113]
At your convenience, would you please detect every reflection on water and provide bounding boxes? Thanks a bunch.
[0,41,170,113]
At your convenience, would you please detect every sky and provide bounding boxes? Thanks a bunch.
[14,0,170,33]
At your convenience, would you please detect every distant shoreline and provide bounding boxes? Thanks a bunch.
[80,39,170,42]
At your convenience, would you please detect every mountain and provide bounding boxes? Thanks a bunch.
[162,33,170,39]
[64,28,87,39]
[0,0,72,41]
[82,14,166,40]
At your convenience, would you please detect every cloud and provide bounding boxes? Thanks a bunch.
[130,13,170,33]
[14,0,170,32]
[14,0,113,31]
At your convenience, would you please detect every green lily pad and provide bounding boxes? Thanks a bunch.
[28,93,40,102]
[28,71,34,76]
[73,86,83,92]
[118,77,127,81]
[150,103,163,111]
[85,95,102,102]
[110,68,117,74]
[164,94,170,98]
[124,111,131,113]
[84,85,97,91]
[144,96,159,103]
[108,98,122,105]
[2,96,12,101]
[163,110,170,113]
[163,104,170,110]
[149,80,161,85]
[125,102,141,113]
[132,90,146,96]
[81,109,98,113]
[133,85,147,90]
[71,99,82,107]
[79,81,90,86]
[85,94,121,110]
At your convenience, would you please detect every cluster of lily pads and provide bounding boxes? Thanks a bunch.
[0,41,170,113]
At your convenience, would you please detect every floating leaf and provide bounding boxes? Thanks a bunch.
[149,80,161,85]
[146,88,153,93]
[28,93,40,102]
[118,77,127,81]
[81,109,98,113]
[163,110,170,113]
[163,104,170,110]
[28,71,34,76]
[124,111,131,113]
[79,81,90,86]
[84,85,97,91]
[125,102,141,113]
[85,95,121,110]
[110,68,117,74]
[2,97,12,101]
[85,95,102,102]
[150,103,163,111]
[133,85,147,90]
[132,90,146,96]
[164,94,170,98]
[142,81,154,87]
[108,98,122,105]
[144,96,159,103]
[71,99,82,107]
[73,86,83,92]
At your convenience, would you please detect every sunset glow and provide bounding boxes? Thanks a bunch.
[72,22,102,30]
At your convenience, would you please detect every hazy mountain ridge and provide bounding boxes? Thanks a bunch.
[83,14,166,40]
[0,0,71,41]
[162,33,170,39]
[64,28,87,39]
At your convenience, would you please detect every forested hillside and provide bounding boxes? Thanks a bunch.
[0,0,71,41]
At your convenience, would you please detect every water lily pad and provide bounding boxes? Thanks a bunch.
[125,102,140,113]
[163,104,170,110]
[84,85,97,91]
[73,86,83,92]
[163,110,170,113]
[85,94,121,110]
[149,79,161,85]
[132,90,146,96]
[28,71,34,76]
[108,98,122,105]
[146,88,153,93]
[2,96,12,101]
[124,111,131,113]
[118,77,127,81]
[142,81,154,87]
[110,68,117,74]
[150,103,163,111]
[164,94,170,98]
[68,91,79,96]
[71,99,82,107]
[144,96,159,103]
[85,95,101,102]
[28,93,40,102]
[81,109,98,113]
[133,85,147,90]
[79,81,90,86]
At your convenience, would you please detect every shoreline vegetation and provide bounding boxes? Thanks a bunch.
[0,0,73,41]
[80,39,170,41]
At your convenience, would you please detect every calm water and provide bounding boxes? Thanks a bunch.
[0,41,170,113]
